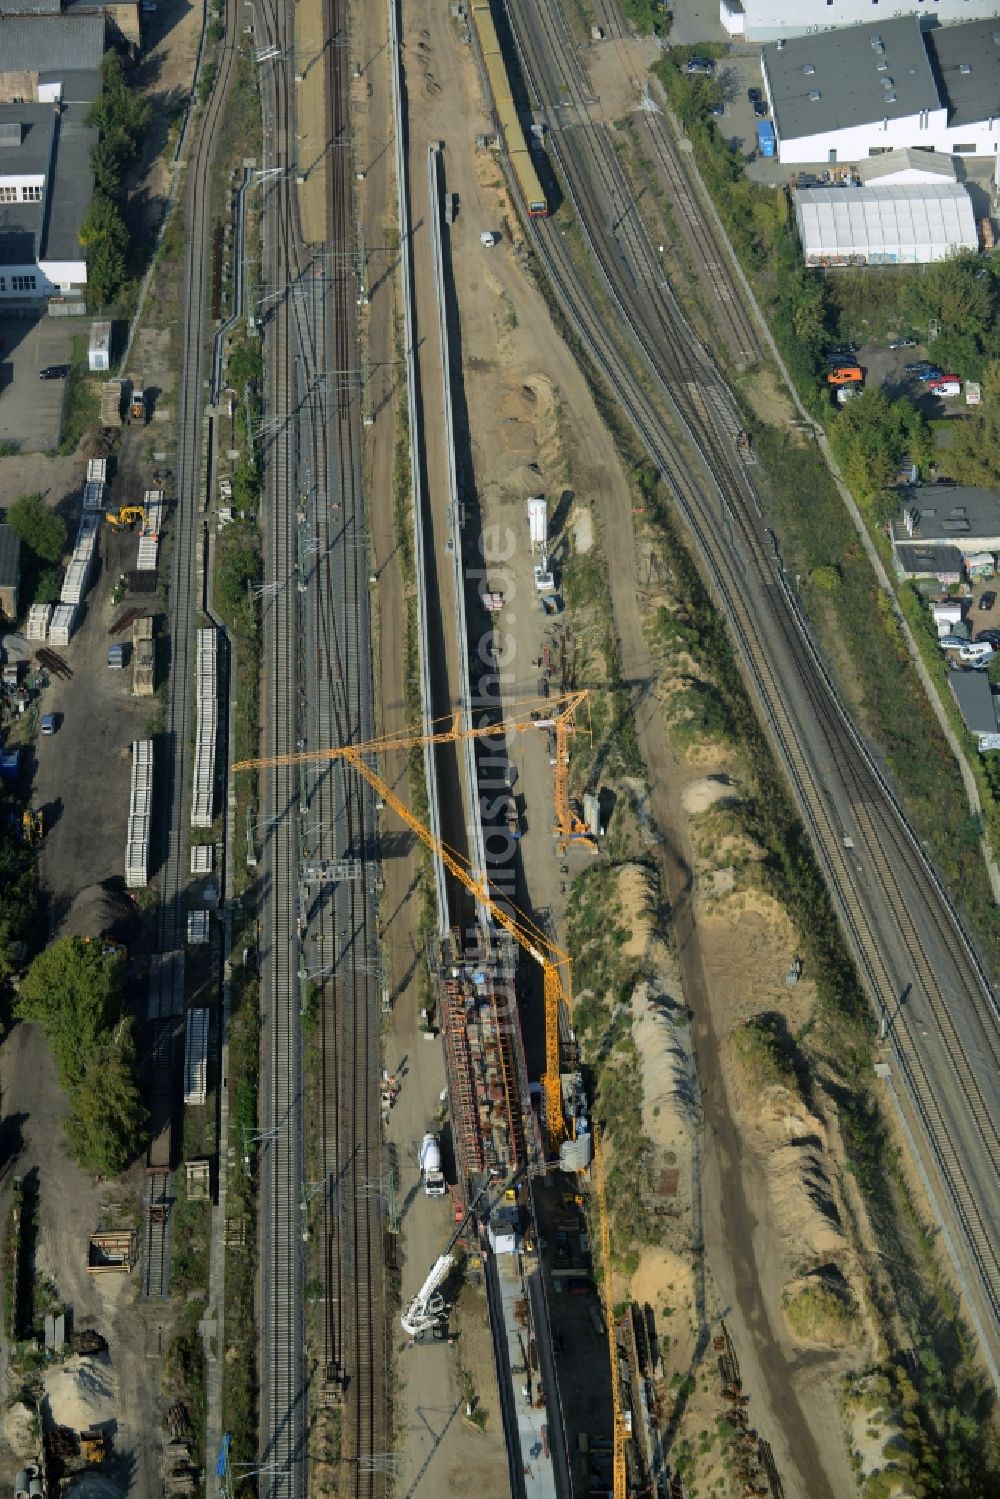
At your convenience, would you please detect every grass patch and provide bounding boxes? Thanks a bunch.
[59,334,101,455]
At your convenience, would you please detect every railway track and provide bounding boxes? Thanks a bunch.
[250,0,384,1488]
[140,0,242,1299]
[504,0,1000,1379]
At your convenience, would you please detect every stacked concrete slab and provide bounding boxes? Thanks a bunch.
[138,489,164,572]
[49,603,78,645]
[190,627,217,829]
[61,513,100,608]
[126,738,154,889]
[183,1007,209,1105]
[26,603,52,641]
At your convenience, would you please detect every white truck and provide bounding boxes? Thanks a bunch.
[420,1133,446,1197]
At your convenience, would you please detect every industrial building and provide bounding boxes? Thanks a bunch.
[0,522,20,618]
[761,17,1000,165]
[0,13,106,306]
[949,670,1000,753]
[721,0,1000,42]
[891,486,1000,581]
[794,180,977,267]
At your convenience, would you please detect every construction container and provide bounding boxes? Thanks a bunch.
[25,602,52,641]
[89,320,112,372]
[48,603,77,645]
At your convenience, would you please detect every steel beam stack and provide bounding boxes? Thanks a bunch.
[190,627,217,829]
[126,738,154,889]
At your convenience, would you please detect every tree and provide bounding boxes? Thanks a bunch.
[830,386,930,508]
[79,192,129,307]
[6,492,67,564]
[17,938,145,1174]
[34,567,63,605]
[64,1031,146,1176]
[17,938,124,1087]
[947,362,1000,487]
[903,250,999,381]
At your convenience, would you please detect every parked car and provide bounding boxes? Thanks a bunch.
[976,629,1000,645]
[747,86,762,104]
[905,360,935,374]
[40,713,57,735]
[38,365,68,380]
[889,337,917,350]
[825,355,859,369]
[979,592,997,612]
[479,231,499,248]
[915,367,945,383]
[686,57,715,75]
[823,343,857,359]
[753,100,769,118]
[929,379,961,397]
[710,102,725,116]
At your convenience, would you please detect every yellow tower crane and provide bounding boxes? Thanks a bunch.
[232,688,627,1495]
[234,692,589,1143]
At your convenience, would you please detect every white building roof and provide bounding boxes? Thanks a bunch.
[762,18,939,141]
[796,184,977,264]
[858,148,957,186]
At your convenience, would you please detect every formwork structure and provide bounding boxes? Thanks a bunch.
[132,614,154,696]
[48,603,78,646]
[435,926,537,1184]
[190,627,217,828]
[138,489,164,572]
[87,1231,137,1273]
[126,738,153,888]
[25,603,51,641]
[183,1007,209,1105]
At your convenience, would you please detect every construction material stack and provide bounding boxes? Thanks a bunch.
[49,604,77,646]
[183,1008,209,1105]
[83,457,108,515]
[132,614,154,696]
[100,382,123,425]
[25,603,51,641]
[138,489,163,572]
[125,738,154,888]
[190,627,217,828]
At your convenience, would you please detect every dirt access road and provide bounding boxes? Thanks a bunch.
[383,2,866,1496]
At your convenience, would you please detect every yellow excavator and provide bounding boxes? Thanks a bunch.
[21,808,43,846]
[105,505,146,530]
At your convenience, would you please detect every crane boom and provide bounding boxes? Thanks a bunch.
[231,689,590,772]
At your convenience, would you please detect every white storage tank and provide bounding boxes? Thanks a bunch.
[89,320,112,372]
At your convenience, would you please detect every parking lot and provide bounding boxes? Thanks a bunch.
[0,316,75,453]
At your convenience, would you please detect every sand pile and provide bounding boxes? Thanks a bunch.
[2,1401,36,1458]
[632,978,699,1228]
[681,773,739,818]
[42,1354,116,1430]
